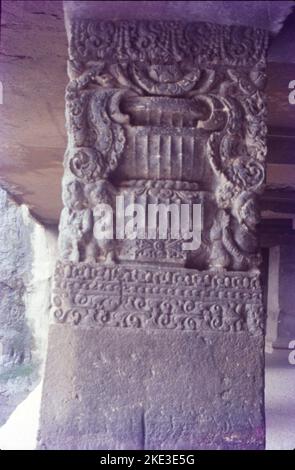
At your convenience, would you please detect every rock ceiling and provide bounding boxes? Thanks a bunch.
[0,1,294,225]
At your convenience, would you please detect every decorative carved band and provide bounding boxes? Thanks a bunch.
[69,20,268,69]
[52,261,264,335]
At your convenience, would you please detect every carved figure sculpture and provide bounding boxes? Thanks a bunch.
[58,179,93,262]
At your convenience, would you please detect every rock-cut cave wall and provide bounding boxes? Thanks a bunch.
[0,187,57,426]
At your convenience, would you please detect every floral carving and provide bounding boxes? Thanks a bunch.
[51,262,264,335]
[69,20,268,68]
[206,65,267,271]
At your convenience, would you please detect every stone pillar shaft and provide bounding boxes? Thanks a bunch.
[38,19,268,450]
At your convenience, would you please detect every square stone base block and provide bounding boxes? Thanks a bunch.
[37,325,264,449]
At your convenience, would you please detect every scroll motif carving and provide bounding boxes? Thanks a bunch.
[207,67,267,270]
[52,261,264,335]
[66,88,128,180]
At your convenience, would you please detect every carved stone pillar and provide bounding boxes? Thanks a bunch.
[38,19,268,449]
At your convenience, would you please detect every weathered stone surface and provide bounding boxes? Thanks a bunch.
[0,187,57,426]
[65,1,293,34]
[38,326,264,450]
[0,0,67,224]
[0,189,32,364]
[0,187,34,425]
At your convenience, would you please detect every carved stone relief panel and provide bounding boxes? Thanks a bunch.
[59,20,268,272]
[38,18,268,451]
[52,261,264,335]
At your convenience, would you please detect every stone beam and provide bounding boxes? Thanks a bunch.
[63,1,294,34]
